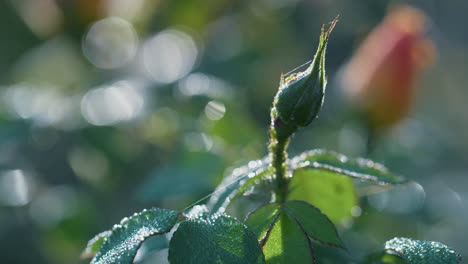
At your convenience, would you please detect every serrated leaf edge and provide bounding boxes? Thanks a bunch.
[284,200,345,249]
[247,203,315,264]
[246,201,344,252]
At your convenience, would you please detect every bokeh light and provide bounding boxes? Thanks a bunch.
[29,185,77,228]
[142,29,198,83]
[204,101,226,121]
[3,84,76,127]
[177,73,232,98]
[81,80,145,126]
[368,182,426,214]
[82,17,138,69]
[0,170,31,207]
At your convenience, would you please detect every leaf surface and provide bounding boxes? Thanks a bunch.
[384,237,461,264]
[206,158,270,214]
[91,208,179,264]
[262,213,314,264]
[169,214,265,264]
[291,149,406,184]
[289,169,357,224]
[245,201,343,263]
[245,203,281,244]
[82,230,112,259]
[284,200,344,247]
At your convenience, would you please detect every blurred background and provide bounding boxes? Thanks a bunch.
[0,0,467,263]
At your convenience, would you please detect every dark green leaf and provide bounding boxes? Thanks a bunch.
[284,200,344,248]
[289,169,358,225]
[206,158,270,214]
[91,208,179,264]
[291,149,406,184]
[384,237,462,264]
[169,214,265,264]
[82,230,111,259]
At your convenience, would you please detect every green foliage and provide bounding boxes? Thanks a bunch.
[361,238,462,264]
[169,214,265,264]
[206,158,271,214]
[383,237,461,264]
[290,149,407,184]
[245,200,343,263]
[82,18,461,264]
[288,169,357,224]
[82,231,112,259]
[261,211,314,263]
[91,208,179,264]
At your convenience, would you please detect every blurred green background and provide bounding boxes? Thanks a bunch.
[0,0,467,263]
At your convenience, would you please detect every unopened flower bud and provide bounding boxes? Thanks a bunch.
[272,18,337,138]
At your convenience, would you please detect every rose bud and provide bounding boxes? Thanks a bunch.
[343,6,435,130]
[272,17,338,139]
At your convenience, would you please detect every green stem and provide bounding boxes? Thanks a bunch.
[269,118,293,203]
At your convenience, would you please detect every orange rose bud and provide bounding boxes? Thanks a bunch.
[343,5,435,129]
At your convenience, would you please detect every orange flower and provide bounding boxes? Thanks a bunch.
[343,5,435,129]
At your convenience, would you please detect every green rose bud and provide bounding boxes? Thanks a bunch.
[271,18,337,139]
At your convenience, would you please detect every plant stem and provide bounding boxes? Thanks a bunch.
[269,119,292,203]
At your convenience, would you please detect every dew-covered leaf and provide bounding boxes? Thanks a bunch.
[289,169,357,225]
[383,237,461,264]
[206,158,270,214]
[231,167,273,201]
[245,201,344,263]
[168,214,265,264]
[82,230,111,259]
[91,208,179,264]
[291,149,406,184]
[284,200,344,248]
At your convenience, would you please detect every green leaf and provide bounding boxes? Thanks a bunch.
[230,167,273,201]
[82,230,111,259]
[169,214,265,264]
[289,169,358,225]
[383,237,462,264]
[291,149,406,184]
[262,212,314,264]
[284,200,344,248]
[206,158,270,214]
[245,203,282,243]
[91,208,179,264]
[245,201,344,263]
